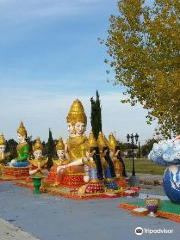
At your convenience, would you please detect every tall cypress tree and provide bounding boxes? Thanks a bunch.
[47,128,54,170]
[26,135,33,158]
[90,91,102,139]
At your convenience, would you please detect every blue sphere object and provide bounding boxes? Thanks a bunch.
[163,165,180,204]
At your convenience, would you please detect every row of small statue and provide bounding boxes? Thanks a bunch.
[0,99,127,193]
[0,122,126,192]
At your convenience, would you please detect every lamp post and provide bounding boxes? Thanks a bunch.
[127,133,139,187]
[138,141,141,159]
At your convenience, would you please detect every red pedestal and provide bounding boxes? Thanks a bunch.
[60,174,85,187]
[117,178,127,188]
[2,166,29,180]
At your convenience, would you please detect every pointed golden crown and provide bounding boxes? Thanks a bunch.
[17,122,27,136]
[33,138,43,152]
[56,137,65,151]
[104,134,109,147]
[109,133,117,153]
[89,131,98,148]
[97,132,108,151]
[66,99,87,125]
[0,133,6,145]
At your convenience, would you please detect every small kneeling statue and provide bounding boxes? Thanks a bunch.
[29,138,47,177]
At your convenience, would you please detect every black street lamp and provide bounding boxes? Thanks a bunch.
[127,133,139,187]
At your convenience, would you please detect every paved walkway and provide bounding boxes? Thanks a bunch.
[0,181,180,240]
[0,218,39,240]
[136,173,163,181]
[126,172,163,182]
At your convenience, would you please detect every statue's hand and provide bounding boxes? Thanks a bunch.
[11,159,17,164]
[89,150,96,158]
[65,143,68,152]
[57,165,66,174]
[85,151,90,158]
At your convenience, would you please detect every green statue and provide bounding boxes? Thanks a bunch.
[8,122,29,167]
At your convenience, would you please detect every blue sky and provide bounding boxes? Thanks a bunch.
[0,0,156,143]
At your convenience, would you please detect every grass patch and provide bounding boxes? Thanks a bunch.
[124,158,166,175]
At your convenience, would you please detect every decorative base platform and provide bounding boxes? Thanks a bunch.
[120,200,180,222]
[44,173,85,188]
[59,174,85,187]
[0,166,29,181]
[16,180,130,200]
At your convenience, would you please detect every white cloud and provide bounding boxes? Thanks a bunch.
[0,0,105,25]
[1,82,157,144]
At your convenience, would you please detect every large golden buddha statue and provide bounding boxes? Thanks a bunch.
[57,99,90,185]
[66,99,88,160]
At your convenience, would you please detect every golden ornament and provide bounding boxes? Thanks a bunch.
[66,99,87,125]
[97,132,108,151]
[33,137,43,151]
[89,131,98,148]
[109,133,117,153]
[56,137,65,151]
[17,121,27,137]
[0,133,6,145]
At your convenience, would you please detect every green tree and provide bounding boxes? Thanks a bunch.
[90,91,102,139]
[47,128,54,169]
[26,135,33,157]
[141,138,158,157]
[103,0,180,137]
[117,141,138,152]
[7,139,18,159]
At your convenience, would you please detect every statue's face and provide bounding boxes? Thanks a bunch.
[67,123,75,137]
[57,150,65,159]
[0,145,5,154]
[17,133,25,143]
[33,150,42,159]
[74,122,86,136]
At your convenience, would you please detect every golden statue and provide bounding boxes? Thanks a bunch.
[66,99,88,160]
[29,138,47,177]
[57,99,90,183]
[44,137,70,187]
[109,133,123,178]
[97,132,119,191]
[109,133,127,188]
[54,138,69,166]
[0,133,10,170]
[77,131,104,195]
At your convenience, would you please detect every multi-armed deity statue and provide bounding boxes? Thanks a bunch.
[56,99,92,186]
